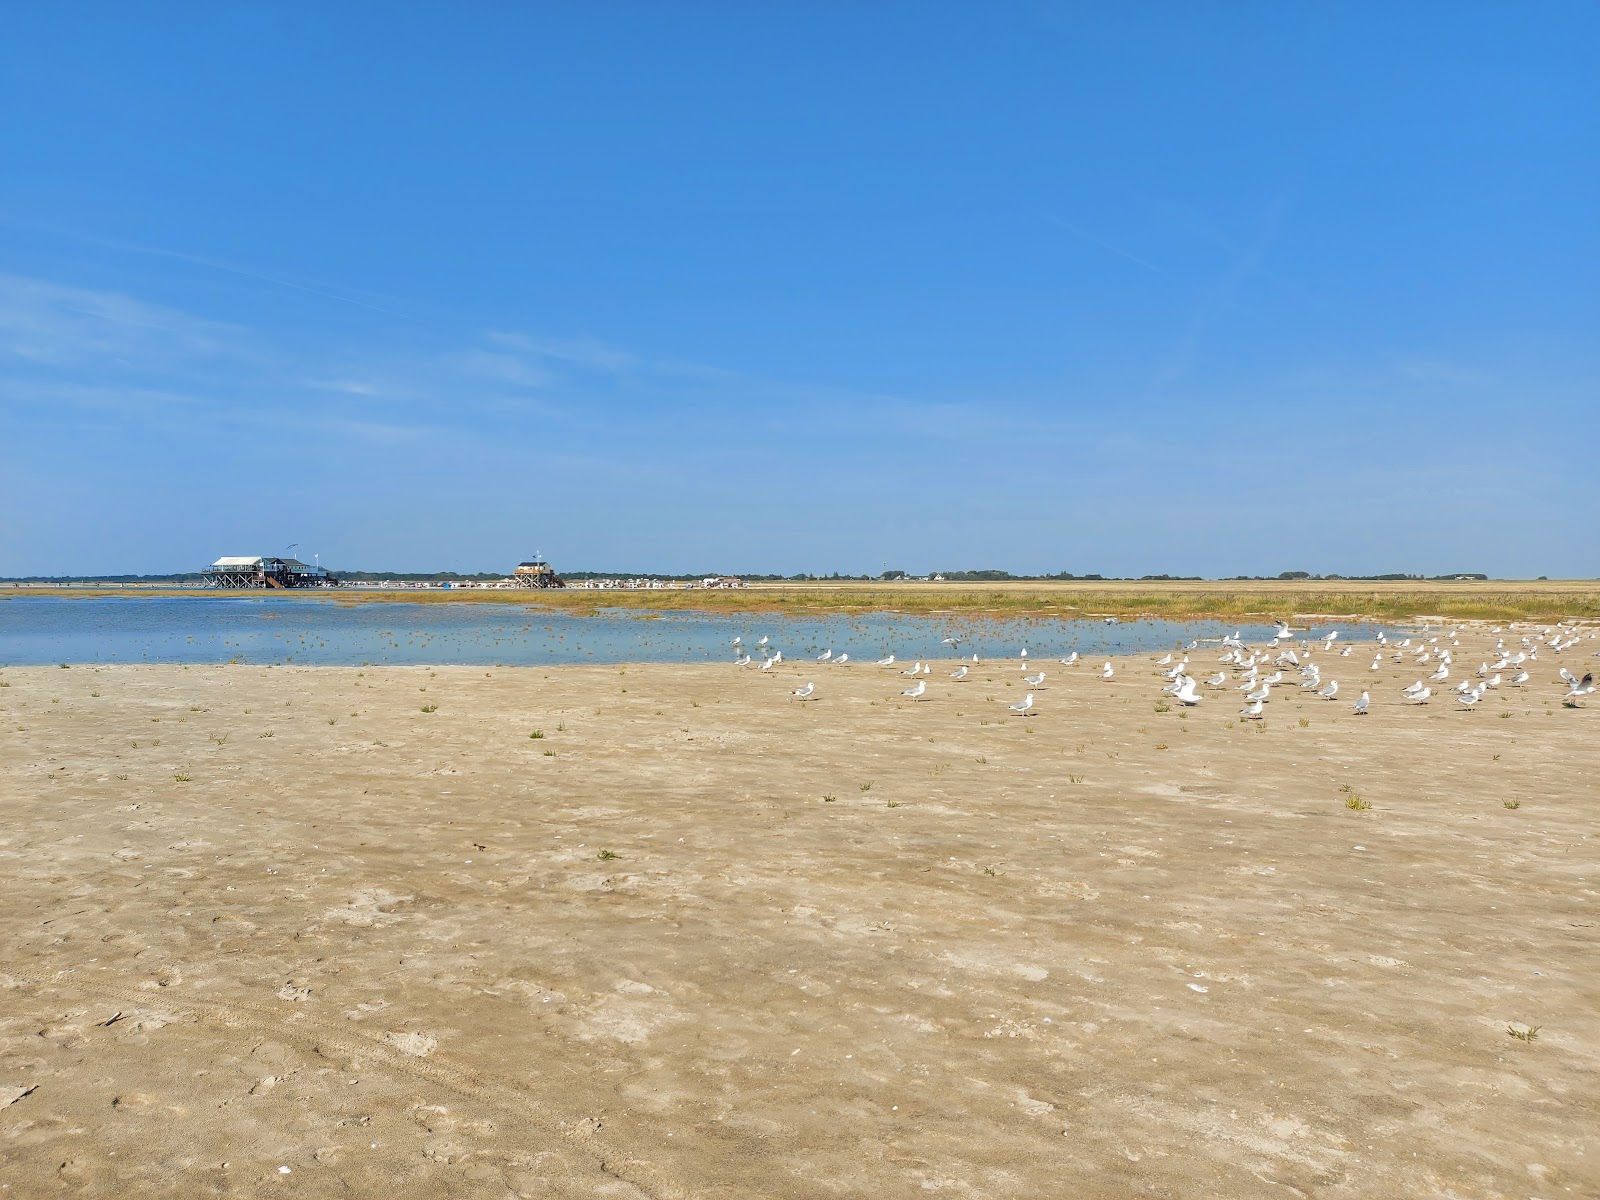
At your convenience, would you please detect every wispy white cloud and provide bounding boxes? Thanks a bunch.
[0,272,246,371]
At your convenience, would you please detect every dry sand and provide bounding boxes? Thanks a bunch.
[1,630,1596,1197]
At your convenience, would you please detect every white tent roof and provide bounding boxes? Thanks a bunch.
[212,556,265,568]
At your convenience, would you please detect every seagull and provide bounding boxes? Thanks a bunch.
[1272,621,1293,641]
[1009,692,1035,716]
[876,655,895,667]
[941,636,961,649]
[1508,670,1529,685]
[1352,692,1370,715]
[1239,699,1265,719]
[1318,680,1339,700]
[901,679,927,702]
[1061,652,1080,666]
[1020,647,1029,660]
[950,665,969,681]
[1174,677,1202,705]
[1156,653,1173,667]
[733,654,751,667]
[1024,672,1045,688]
[1402,681,1425,697]
[1457,690,1481,709]
[758,635,769,647]
[1185,639,1199,651]
[834,653,849,665]
[760,656,776,671]
[1101,662,1115,681]
[771,651,782,664]
[1409,687,1431,705]
[816,649,833,663]
[1205,672,1227,687]
[1245,683,1271,703]
[901,661,923,675]
[1563,672,1595,706]
[1427,665,1449,683]
[790,681,815,702]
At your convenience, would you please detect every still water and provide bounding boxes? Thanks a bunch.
[0,595,1395,667]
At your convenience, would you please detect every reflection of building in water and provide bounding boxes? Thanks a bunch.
[202,556,340,589]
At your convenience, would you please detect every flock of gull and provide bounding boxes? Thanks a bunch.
[730,622,1597,716]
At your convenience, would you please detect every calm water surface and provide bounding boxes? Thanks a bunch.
[0,595,1396,667]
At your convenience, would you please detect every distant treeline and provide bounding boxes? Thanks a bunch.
[2,568,1497,584]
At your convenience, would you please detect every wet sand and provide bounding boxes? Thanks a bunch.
[1,631,1596,1197]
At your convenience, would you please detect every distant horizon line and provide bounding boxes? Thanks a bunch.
[7,569,1590,585]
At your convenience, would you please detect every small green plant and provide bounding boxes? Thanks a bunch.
[1068,774,1083,784]
[1298,717,1310,728]
[259,731,273,738]
[976,756,987,764]
[173,773,191,783]
[1507,1024,1540,1042]
[59,663,69,669]
[542,749,555,757]
[327,717,337,725]
[983,866,1000,877]
[1154,742,1168,750]
[420,704,437,713]
[885,800,901,808]
[1503,800,1520,810]
[90,691,100,698]
[1345,795,1371,811]
[1153,701,1170,713]
[1498,711,1512,719]
[114,773,128,781]
[822,794,836,802]
[1338,782,1353,794]
[860,781,873,792]
[557,723,566,732]
[597,849,620,861]
[189,706,201,712]
[529,730,545,739]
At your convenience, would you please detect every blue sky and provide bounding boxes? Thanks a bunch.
[2,3,1595,578]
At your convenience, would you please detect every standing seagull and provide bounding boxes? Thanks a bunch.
[790,681,815,702]
[1061,651,1079,666]
[816,649,833,663]
[1024,671,1046,688]
[876,655,895,667]
[1317,680,1339,700]
[1352,692,1370,715]
[950,665,969,681]
[1101,662,1115,681]
[1009,692,1035,716]
[1409,687,1432,705]
[835,653,850,665]
[901,679,927,702]
[1239,699,1265,719]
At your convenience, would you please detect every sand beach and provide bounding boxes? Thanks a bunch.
[1,628,1596,1197]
